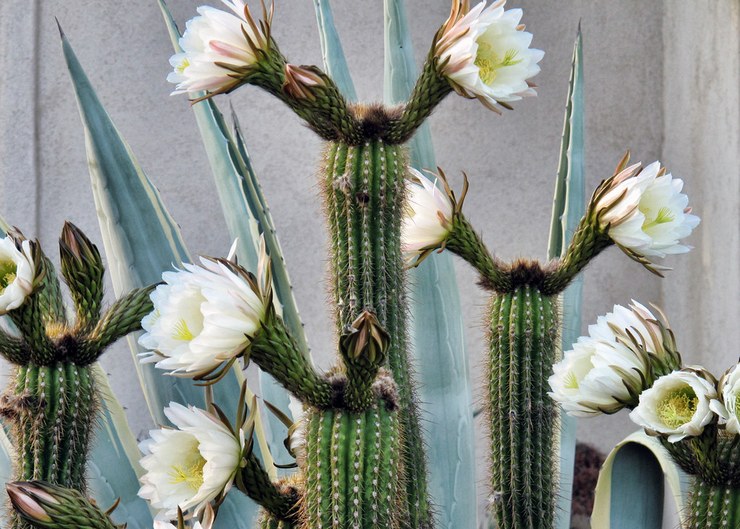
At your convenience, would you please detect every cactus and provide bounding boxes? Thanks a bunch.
[0,224,153,529]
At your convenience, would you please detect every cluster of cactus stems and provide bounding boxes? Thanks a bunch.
[1,3,728,529]
[0,224,154,529]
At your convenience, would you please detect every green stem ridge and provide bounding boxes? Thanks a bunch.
[384,57,452,145]
[687,480,740,529]
[2,364,97,492]
[323,140,431,526]
[488,287,559,529]
[250,315,333,408]
[445,215,512,292]
[237,451,299,521]
[542,217,611,295]
[301,400,406,528]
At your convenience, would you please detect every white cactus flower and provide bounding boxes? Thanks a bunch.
[434,0,543,111]
[168,1,269,96]
[401,168,454,266]
[139,247,270,379]
[0,237,35,314]
[139,404,243,518]
[629,370,718,443]
[710,364,740,435]
[549,301,667,417]
[594,161,700,270]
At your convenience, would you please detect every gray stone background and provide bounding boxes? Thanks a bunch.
[0,0,738,526]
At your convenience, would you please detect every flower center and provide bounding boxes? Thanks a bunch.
[169,454,206,492]
[0,259,18,294]
[175,57,190,75]
[475,43,522,85]
[657,387,697,429]
[564,370,579,390]
[172,319,195,341]
[733,396,740,419]
[641,206,675,231]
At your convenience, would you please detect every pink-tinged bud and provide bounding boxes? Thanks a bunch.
[6,482,55,523]
[283,64,325,101]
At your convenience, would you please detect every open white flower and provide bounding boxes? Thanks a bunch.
[709,364,740,435]
[168,1,269,96]
[593,161,700,270]
[139,248,270,378]
[0,237,35,314]
[549,301,672,417]
[434,0,543,111]
[629,370,717,443]
[139,403,243,518]
[401,168,454,266]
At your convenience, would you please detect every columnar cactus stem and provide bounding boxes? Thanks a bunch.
[8,364,96,489]
[301,394,405,529]
[687,481,740,529]
[323,139,431,526]
[488,285,559,529]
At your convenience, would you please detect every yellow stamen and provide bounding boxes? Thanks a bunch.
[172,319,195,341]
[0,259,17,294]
[475,43,522,85]
[169,456,206,492]
[176,58,190,74]
[657,387,697,429]
[564,371,579,390]
[642,206,675,230]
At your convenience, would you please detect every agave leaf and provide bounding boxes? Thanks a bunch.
[383,2,477,528]
[312,0,357,101]
[88,365,153,529]
[591,431,690,528]
[546,27,583,529]
[158,0,305,474]
[61,29,261,527]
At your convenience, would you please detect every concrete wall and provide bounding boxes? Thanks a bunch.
[0,0,737,526]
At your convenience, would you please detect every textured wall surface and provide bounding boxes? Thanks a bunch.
[0,0,737,526]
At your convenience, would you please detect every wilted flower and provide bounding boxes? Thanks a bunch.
[549,301,676,416]
[0,236,36,314]
[139,244,270,379]
[139,403,244,518]
[401,168,456,266]
[592,160,700,273]
[168,1,271,97]
[709,364,740,435]
[433,0,543,112]
[629,369,718,443]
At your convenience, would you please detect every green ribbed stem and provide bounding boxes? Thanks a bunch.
[323,140,430,526]
[301,401,405,528]
[488,286,559,529]
[10,364,96,488]
[687,481,740,529]
[259,514,295,529]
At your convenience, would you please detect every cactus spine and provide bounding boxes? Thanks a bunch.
[301,395,404,529]
[687,482,740,528]
[488,285,559,529]
[11,364,96,489]
[323,139,430,527]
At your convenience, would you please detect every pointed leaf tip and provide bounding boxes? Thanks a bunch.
[55,17,65,39]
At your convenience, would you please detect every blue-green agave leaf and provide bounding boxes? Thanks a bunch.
[546,27,583,529]
[383,2,477,528]
[592,431,690,528]
[61,29,260,528]
[312,0,357,101]
[88,366,154,529]
[158,0,307,472]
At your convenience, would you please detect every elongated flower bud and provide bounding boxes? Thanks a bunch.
[7,481,118,529]
[59,221,104,328]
